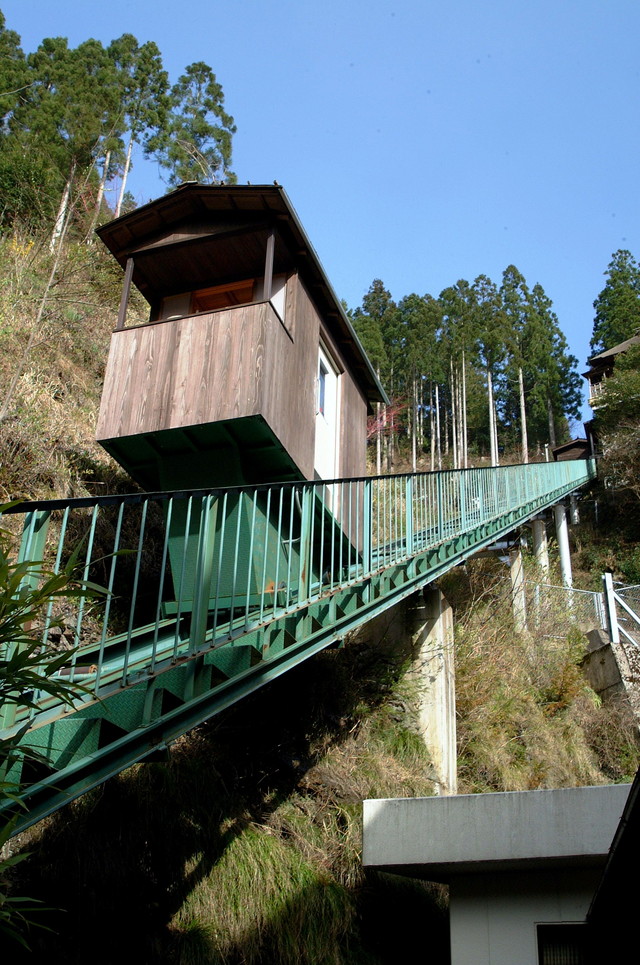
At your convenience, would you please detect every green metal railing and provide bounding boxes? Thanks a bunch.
[0,458,595,830]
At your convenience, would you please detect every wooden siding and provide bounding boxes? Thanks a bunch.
[262,275,317,477]
[97,299,316,478]
[286,278,368,480]
[338,370,368,478]
[98,274,368,485]
[314,317,368,480]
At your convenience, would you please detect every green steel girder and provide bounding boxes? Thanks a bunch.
[2,472,590,834]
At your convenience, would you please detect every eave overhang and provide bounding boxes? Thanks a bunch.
[97,183,388,407]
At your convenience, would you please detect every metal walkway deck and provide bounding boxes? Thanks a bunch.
[1,460,595,832]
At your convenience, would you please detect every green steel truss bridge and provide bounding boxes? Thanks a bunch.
[1,460,595,833]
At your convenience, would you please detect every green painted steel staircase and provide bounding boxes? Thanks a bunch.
[0,460,595,833]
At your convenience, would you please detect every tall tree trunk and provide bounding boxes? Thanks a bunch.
[547,396,557,448]
[487,368,499,467]
[429,383,435,471]
[49,160,76,254]
[518,366,529,464]
[435,384,442,470]
[85,149,111,243]
[450,358,458,470]
[115,132,135,218]
[411,377,417,472]
[444,404,449,461]
[382,405,388,473]
[461,352,468,468]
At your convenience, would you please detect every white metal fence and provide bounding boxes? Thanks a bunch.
[525,581,606,635]
[603,576,640,648]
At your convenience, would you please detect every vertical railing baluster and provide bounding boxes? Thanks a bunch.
[273,488,284,615]
[318,483,326,589]
[285,488,296,608]
[192,493,217,651]
[363,478,372,576]
[122,500,148,684]
[228,492,244,621]
[245,490,259,627]
[96,502,124,693]
[405,475,413,557]
[212,493,227,642]
[151,497,172,673]
[69,504,100,685]
[174,496,192,656]
[297,484,312,605]
[259,488,272,623]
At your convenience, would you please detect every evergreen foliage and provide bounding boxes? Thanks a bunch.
[145,61,236,186]
[351,266,582,469]
[594,344,640,517]
[0,12,235,240]
[591,249,640,354]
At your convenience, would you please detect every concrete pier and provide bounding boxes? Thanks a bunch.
[509,544,527,633]
[532,517,549,578]
[406,587,457,795]
[554,502,573,587]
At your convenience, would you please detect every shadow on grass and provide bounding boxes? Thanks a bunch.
[10,598,450,964]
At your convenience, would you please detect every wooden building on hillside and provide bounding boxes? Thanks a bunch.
[96,183,387,492]
[551,438,590,461]
[582,333,640,410]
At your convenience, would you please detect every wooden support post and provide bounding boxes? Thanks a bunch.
[116,257,134,330]
[264,228,275,300]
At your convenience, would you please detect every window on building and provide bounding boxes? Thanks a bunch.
[191,278,256,313]
[157,275,289,325]
[318,359,327,416]
[537,923,588,965]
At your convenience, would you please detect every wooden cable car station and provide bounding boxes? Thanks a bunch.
[96,182,387,492]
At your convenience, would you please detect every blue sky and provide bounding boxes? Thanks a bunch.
[4,1,640,422]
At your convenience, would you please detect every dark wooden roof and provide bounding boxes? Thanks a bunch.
[551,438,590,461]
[583,333,640,379]
[97,183,388,406]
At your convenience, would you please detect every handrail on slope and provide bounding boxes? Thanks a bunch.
[0,459,596,831]
[1,459,595,728]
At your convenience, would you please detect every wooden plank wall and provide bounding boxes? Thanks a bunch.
[338,372,368,479]
[97,275,368,484]
[262,276,317,479]
[97,302,266,440]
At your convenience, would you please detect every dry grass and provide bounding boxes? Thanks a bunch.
[0,231,142,500]
[445,559,640,793]
[9,633,449,965]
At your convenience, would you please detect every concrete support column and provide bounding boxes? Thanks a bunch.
[569,494,580,525]
[531,518,549,579]
[553,502,573,588]
[509,543,527,633]
[407,587,457,795]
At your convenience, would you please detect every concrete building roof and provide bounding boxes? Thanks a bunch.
[363,784,631,880]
